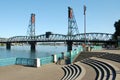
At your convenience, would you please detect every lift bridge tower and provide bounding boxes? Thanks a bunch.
[27,13,36,51]
[28,13,35,37]
[68,7,79,37]
[67,7,79,51]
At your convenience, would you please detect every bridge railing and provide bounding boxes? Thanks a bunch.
[16,58,36,67]
[92,46,102,50]
[70,46,83,63]
[0,58,16,66]
[54,46,83,64]
[40,56,54,66]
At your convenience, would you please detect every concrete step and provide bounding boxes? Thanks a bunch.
[71,64,81,80]
[61,64,81,80]
[88,59,111,80]
[75,62,86,80]
[97,53,120,63]
[61,66,70,80]
[82,59,102,80]
[81,58,116,80]
[74,52,107,62]
[92,57,120,80]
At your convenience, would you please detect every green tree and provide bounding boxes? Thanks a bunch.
[113,20,120,40]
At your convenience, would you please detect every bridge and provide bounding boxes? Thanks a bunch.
[0,7,116,51]
[0,33,114,42]
[0,32,116,51]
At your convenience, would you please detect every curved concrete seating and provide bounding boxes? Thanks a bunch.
[71,64,81,80]
[82,59,101,80]
[72,51,120,80]
[61,64,81,80]
[93,57,120,80]
[74,52,107,61]
[81,59,116,80]
[98,53,120,63]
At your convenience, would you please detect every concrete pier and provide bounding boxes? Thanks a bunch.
[29,41,36,51]
[67,41,73,52]
[6,42,11,50]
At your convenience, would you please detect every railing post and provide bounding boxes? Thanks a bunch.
[36,58,40,67]
[53,54,57,63]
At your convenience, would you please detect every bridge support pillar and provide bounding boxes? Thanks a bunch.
[6,42,11,50]
[29,41,36,52]
[67,41,73,52]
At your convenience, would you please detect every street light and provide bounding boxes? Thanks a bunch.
[84,5,87,45]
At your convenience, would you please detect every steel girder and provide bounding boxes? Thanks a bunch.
[0,33,113,43]
[0,38,8,43]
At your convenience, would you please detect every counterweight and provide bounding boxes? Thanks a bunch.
[28,13,35,37]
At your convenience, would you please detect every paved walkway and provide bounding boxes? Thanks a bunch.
[0,63,64,80]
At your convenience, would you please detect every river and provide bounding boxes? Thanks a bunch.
[0,45,77,59]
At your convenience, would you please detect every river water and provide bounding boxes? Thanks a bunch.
[0,45,77,59]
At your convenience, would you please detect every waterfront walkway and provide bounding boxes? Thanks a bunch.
[0,63,64,80]
[0,49,120,80]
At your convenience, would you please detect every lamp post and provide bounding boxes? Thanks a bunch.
[84,5,87,45]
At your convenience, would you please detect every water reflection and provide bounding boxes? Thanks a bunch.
[0,45,77,59]
[29,51,36,59]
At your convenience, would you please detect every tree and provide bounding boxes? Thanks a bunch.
[113,20,120,40]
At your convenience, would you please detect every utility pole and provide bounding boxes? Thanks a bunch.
[84,5,86,44]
